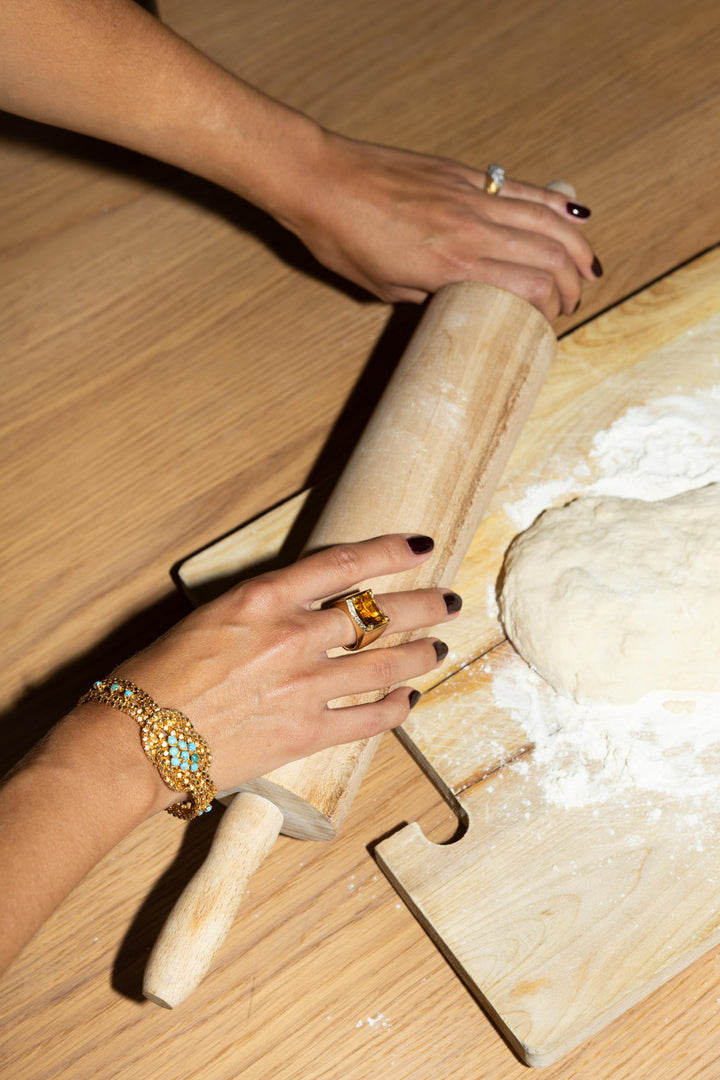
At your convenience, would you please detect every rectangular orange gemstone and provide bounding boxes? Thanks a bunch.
[353,590,388,628]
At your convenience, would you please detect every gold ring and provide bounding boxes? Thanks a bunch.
[332,589,391,651]
[484,163,505,195]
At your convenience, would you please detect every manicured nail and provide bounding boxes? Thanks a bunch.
[567,201,591,219]
[407,535,434,555]
[591,255,604,278]
[433,640,449,662]
[443,591,463,613]
[408,689,421,709]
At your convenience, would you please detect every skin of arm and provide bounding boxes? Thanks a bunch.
[0,2,601,978]
[0,535,460,978]
[0,0,600,317]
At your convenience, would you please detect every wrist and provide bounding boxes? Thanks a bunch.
[203,90,328,226]
[41,701,173,830]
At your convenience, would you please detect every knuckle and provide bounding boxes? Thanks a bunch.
[365,694,408,737]
[543,238,571,273]
[524,200,556,230]
[231,576,283,619]
[324,542,365,583]
[367,647,399,689]
[524,269,556,307]
[274,617,306,654]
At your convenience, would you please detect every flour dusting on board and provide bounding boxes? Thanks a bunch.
[504,383,720,531]
[493,384,720,830]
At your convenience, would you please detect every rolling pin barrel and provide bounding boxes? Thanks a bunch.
[143,281,556,1006]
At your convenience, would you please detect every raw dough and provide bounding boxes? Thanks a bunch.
[498,483,720,704]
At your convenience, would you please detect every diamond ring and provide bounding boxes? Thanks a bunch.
[484,163,505,195]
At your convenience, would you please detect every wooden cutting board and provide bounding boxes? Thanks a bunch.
[178,247,720,1066]
[376,247,720,1066]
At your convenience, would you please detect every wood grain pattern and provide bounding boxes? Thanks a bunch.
[174,248,720,1061]
[144,283,555,1007]
[144,792,284,1009]
[181,247,720,704]
[2,0,720,1075]
[377,255,720,1064]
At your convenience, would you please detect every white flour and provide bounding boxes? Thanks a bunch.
[493,384,720,820]
[504,384,720,531]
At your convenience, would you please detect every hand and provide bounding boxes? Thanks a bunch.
[116,534,460,806]
[277,131,601,319]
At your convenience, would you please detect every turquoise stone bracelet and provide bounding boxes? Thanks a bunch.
[78,678,217,820]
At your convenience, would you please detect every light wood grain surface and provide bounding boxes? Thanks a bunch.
[173,248,720,1063]
[2,0,720,1076]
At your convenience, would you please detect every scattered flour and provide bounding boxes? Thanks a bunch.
[504,384,720,531]
[494,383,720,822]
[355,1012,392,1032]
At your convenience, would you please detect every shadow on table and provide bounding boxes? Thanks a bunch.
[0,111,375,306]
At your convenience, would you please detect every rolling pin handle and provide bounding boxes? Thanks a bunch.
[143,792,284,1009]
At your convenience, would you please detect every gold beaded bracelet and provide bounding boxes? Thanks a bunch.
[77,678,217,820]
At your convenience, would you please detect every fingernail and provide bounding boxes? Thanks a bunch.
[433,640,449,662]
[567,201,591,219]
[407,535,434,555]
[408,689,421,709]
[591,256,604,278]
[443,591,463,613]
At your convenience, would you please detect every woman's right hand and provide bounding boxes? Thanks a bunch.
[115,533,460,811]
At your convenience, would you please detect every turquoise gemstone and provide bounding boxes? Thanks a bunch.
[171,756,180,767]
[178,740,187,750]
[191,753,198,763]
[111,683,120,692]
[168,735,177,746]
[188,742,197,752]
[94,680,102,688]
[190,763,198,773]
[124,689,133,698]
[181,750,189,759]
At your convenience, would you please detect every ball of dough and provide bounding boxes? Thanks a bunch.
[498,483,720,704]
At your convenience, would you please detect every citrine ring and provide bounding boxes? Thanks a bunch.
[332,589,391,651]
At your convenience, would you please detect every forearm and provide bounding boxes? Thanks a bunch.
[0,0,320,219]
[1,2,601,318]
[0,701,164,977]
[0,536,454,979]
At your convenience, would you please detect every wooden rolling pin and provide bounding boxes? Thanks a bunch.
[143,281,556,1007]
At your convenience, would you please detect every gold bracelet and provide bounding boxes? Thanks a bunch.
[78,678,217,820]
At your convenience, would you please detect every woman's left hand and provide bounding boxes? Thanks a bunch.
[274,130,601,320]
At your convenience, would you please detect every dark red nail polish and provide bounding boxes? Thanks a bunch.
[443,591,463,613]
[592,256,604,278]
[408,689,421,709]
[567,202,591,219]
[407,535,434,554]
[433,640,449,662]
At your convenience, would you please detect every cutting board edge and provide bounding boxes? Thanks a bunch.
[375,821,720,1068]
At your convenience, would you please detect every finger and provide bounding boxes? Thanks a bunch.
[458,165,591,228]
[324,685,422,742]
[447,256,562,322]
[318,586,462,650]
[325,637,447,701]
[375,282,429,305]
[496,226,582,315]
[500,177,594,229]
[272,533,437,608]
[485,194,598,284]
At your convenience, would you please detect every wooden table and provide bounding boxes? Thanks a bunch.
[1,1,719,1075]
